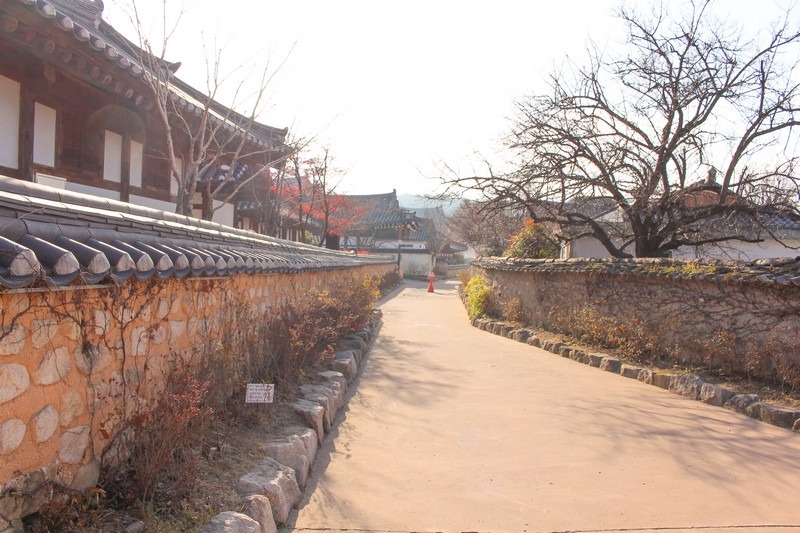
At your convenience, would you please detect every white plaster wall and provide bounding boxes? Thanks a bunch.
[673,240,800,261]
[129,194,176,213]
[103,130,123,183]
[33,104,56,168]
[569,235,800,260]
[568,236,618,258]
[130,141,143,188]
[400,253,433,277]
[65,182,120,201]
[0,75,20,169]
[212,200,234,227]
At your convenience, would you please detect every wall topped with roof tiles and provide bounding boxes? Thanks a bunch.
[0,262,394,526]
[472,256,800,380]
[0,175,397,525]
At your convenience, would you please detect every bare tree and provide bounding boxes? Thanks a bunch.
[122,1,293,219]
[441,0,800,257]
[448,200,527,256]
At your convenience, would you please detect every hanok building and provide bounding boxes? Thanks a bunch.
[335,191,419,253]
[0,0,288,228]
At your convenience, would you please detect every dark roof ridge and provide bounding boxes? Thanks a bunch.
[0,176,393,288]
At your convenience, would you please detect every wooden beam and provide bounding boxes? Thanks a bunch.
[18,84,35,181]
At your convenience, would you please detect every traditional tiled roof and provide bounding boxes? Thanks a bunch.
[337,192,419,233]
[1,0,286,148]
[472,256,800,287]
[0,176,392,289]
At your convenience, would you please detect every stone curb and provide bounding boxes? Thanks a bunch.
[470,317,800,434]
[203,310,383,530]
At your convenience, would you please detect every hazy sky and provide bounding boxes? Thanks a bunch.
[105,0,798,196]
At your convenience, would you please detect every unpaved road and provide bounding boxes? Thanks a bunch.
[283,279,800,533]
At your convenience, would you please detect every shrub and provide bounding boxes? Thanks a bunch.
[505,221,560,259]
[99,271,383,520]
[377,268,402,294]
[502,297,527,325]
[464,275,496,319]
[101,355,214,518]
[549,307,661,363]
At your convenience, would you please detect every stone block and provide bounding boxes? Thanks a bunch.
[34,347,71,385]
[587,353,605,367]
[723,393,760,414]
[265,434,311,489]
[549,342,565,355]
[512,330,531,343]
[129,326,149,357]
[669,374,704,400]
[31,318,58,349]
[237,458,302,524]
[300,392,331,433]
[169,320,186,341]
[203,511,260,533]
[71,458,100,491]
[60,387,84,427]
[526,336,541,347]
[620,364,643,379]
[0,364,29,405]
[0,324,26,356]
[241,495,277,533]
[300,384,335,421]
[745,401,763,420]
[292,400,324,443]
[755,404,800,429]
[317,371,347,394]
[0,467,54,522]
[794,419,800,432]
[31,405,58,443]
[599,357,622,373]
[699,383,734,407]
[124,521,146,533]
[317,380,344,411]
[296,427,318,465]
[0,419,26,455]
[328,353,356,382]
[637,369,654,385]
[338,348,363,366]
[338,336,366,354]
[75,344,113,375]
[572,350,589,364]
[652,372,673,390]
[59,425,90,464]
[559,346,572,358]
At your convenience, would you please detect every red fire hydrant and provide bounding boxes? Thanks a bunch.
[427,271,437,293]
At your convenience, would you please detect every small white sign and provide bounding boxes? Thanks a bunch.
[245,383,275,403]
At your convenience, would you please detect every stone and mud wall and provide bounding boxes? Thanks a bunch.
[471,257,800,372]
[0,263,393,522]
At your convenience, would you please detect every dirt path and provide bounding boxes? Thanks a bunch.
[283,279,800,533]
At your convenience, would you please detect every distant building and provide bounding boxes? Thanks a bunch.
[558,188,800,260]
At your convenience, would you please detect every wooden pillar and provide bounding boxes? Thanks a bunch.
[120,133,131,202]
[18,83,34,181]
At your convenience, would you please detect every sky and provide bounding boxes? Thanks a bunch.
[104,0,798,197]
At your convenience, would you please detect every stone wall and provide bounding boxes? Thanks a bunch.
[0,263,393,518]
[471,257,800,370]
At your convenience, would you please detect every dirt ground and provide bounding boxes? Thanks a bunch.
[25,385,315,532]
